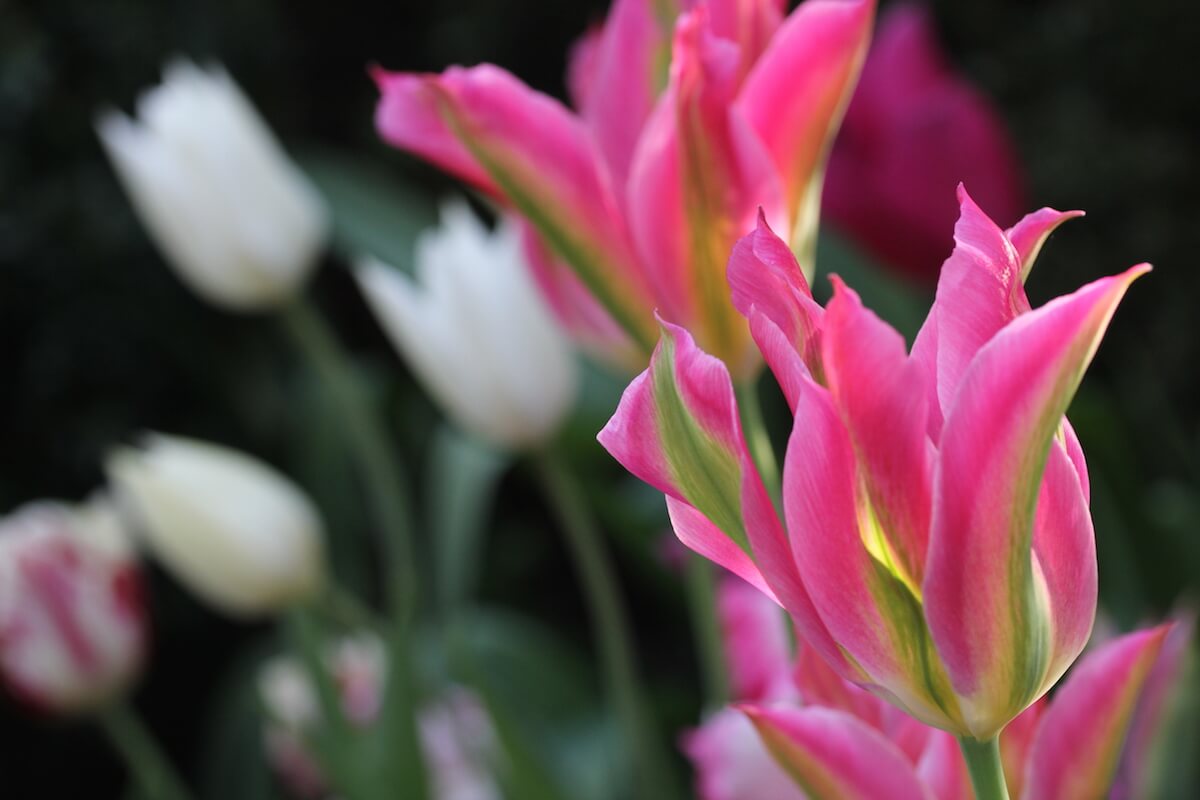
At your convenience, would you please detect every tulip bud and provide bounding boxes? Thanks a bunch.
[259,634,499,800]
[355,202,578,451]
[0,498,146,714]
[97,59,328,311]
[106,433,325,617]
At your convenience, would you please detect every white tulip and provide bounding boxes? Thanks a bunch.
[96,59,328,311]
[106,433,324,617]
[355,202,578,450]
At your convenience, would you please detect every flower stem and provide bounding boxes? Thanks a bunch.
[532,448,679,800]
[98,701,193,800]
[685,554,730,708]
[958,737,1011,800]
[281,297,417,620]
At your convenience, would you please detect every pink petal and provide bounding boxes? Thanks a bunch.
[738,0,875,240]
[576,0,674,188]
[915,731,973,800]
[925,264,1150,739]
[1023,625,1172,800]
[998,698,1045,798]
[565,22,604,111]
[626,9,782,372]
[374,64,657,351]
[821,277,933,589]
[706,0,787,75]
[727,211,825,406]
[742,705,931,799]
[793,644,891,731]
[684,707,806,800]
[1005,207,1085,282]
[782,374,961,729]
[718,575,795,702]
[599,321,848,672]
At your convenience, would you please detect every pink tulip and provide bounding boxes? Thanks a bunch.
[373,0,875,374]
[687,577,1185,799]
[600,185,1148,741]
[823,2,1026,281]
[0,500,146,714]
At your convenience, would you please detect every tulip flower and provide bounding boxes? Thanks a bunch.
[687,577,1187,799]
[823,3,1025,280]
[0,498,146,714]
[97,60,328,311]
[259,635,499,800]
[373,0,875,374]
[106,433,325,617]
[601,186,1148,744]
[355,201,579,451]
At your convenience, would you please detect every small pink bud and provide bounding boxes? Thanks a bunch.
[0,499,146,714]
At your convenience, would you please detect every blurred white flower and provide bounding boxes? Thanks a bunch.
[106,433,324,617]
[0,497,146,714]
[96,59,328,311]
[355,202,578,450]
[259,634,499,800]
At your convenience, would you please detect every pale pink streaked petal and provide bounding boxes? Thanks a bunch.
[738,0,875,239]
[925,265,1150,738]
[718,575,794,702]
[998,697,1045,798]
[743,705,930,800]
[821,277,933,589]
[915,731,972,800]
[684,707,806,800]
[1023,625,1171,800]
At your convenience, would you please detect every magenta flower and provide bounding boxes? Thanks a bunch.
[823,3,1026,280]
[687,577,1186,799]
[600,186,1148,740]
[373,0,875,374]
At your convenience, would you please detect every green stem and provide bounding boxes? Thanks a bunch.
[958,737,1011,800]
[735,378,780,505]
[280,298,417,622]
[280,299,428,800]
[532,448,679,800]
[98,701,193,800]
[685,555,730,708]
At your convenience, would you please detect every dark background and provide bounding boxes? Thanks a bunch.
[2,0,1198,796]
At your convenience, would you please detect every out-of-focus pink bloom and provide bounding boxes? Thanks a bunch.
[824,3,1026,280]
[0,499,146,714]
[688,578,1184,798]
[600,186,1148,739]
[259,635,499,800]
[373,0,875,375]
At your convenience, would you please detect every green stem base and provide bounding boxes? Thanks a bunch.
[958,736,1011,800]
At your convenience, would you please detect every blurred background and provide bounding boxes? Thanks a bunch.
[1,0,1198,796]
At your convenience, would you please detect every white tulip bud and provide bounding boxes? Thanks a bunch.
[106,433,324,617]
[355,202,578,450]
[0,497,147,714]
[96,59,328,311]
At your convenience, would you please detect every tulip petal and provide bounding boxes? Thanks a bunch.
[783,375,960,729]
[915,731,973,800]
[1005,207,1085,282]
[738,0,875,256]
[707,0,787,74]
[743,705,930,800]
[821,277,932,591]
[374,64,657,351]
[998,697,1045,798]
[727,211,825,406]
[925,264,1150,738]
[599,321,848,670]
[684,707,806,800]
[627,9,782,371]
[1023,625,1171,800]
[718,576,795,702]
